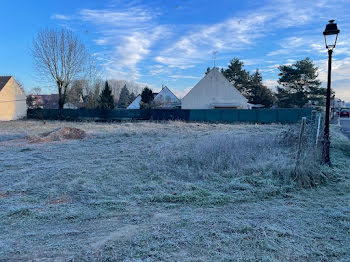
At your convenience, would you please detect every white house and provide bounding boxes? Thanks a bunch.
[0,76,27,121]
[331,98,345,109]
[127,86,180,109]
[153,86,180,108]
[181,68,249,109]
[127,95,142,109]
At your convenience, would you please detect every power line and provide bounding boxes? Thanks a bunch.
[0,99,26,103]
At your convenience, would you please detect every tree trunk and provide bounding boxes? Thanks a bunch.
[57,82,64,110]
[57,82,67,109]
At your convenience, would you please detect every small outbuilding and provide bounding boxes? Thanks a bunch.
[0,76,27,121]
[181,68,249,109]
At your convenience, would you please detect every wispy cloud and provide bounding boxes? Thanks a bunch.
[169,75,200,79]
[155,14,269,68]
[154,0,320,69]
[51,14,72,20]
[79,8,155,25]
[49,0,350,100]
[172,87,192,99]
[53,5,165,80]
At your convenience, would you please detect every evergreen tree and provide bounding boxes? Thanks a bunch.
[99,81,115,110]
[248,70,274,107]
[129,92,136,103]
[222,58,250,96]
[84,82,101,109]
[117,84,130,108]
[276,58,324,108]
[140,86,154,109]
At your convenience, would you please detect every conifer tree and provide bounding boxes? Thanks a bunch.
[129,92,136,103]
[276,58,324,108]
[140,87,154,109]
[100,81,115,110]
[117,84,130,108]
[248,70,274,107]
[222,58,250,96]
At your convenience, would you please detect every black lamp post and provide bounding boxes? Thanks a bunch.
[322,20,340,166]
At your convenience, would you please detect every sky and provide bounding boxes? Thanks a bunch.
[1,0,350,100]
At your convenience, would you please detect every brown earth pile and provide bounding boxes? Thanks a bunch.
[26,127,90,143]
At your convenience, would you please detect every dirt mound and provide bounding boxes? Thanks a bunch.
[26,127,90,143]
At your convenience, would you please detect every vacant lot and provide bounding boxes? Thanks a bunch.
[0,120,349,261]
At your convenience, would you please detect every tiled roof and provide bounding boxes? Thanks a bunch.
[0,76,11,92]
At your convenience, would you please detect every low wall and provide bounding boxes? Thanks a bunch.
[27,108,312,124]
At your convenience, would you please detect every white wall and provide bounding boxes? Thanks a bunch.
[0,77,27,121]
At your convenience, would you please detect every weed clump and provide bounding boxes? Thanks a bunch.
[156,126,327,188]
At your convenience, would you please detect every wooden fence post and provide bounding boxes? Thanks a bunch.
[295,117,307,174]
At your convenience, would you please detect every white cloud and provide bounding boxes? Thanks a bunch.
[154,0,323,69]
[58,6,166,80]
[149,65,169,75]
[316,57,350,83]
[172,87,192,99]
[155,14,269,68]
[79,8,155,25]
[51,14,72,20]
[169,75,200,79]
[264,79,278,91]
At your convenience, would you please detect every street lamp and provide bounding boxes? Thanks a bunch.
[322,20,340,166]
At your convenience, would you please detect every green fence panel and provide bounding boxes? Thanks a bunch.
[205,110,223,122]
[277,108,312,123]
[299,109,313,119]
[277,109,296,123]
[27,108,313,123]
[221,110,239,122]
[189,110,207,122]
[257,109,278,123]
[238,110,257,122]
[151,109,190,121]
[107,109,150,120]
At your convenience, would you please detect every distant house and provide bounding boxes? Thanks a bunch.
[127,95,142,109]
[127,86,180,109]
[0,76,27,121]
[64,102,79,109]
[331,98,345,109]
[32,94,59,109]
[64,96,84,109]
[181,68,249,109]
[153,86,181,108]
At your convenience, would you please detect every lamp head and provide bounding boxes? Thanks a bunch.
[323,20,340,50]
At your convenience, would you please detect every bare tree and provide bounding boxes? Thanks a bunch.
[32,28,87,109]
[32,87,42,95]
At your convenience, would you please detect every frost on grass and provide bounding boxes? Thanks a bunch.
[0,120,349,261]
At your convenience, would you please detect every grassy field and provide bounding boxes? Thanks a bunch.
[0,120,349,261]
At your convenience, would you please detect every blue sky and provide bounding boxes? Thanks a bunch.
[1,0,350,100]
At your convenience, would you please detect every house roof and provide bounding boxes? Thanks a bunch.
[154,86,180,102]
[182,67,247,102]
[0,76,11,92]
